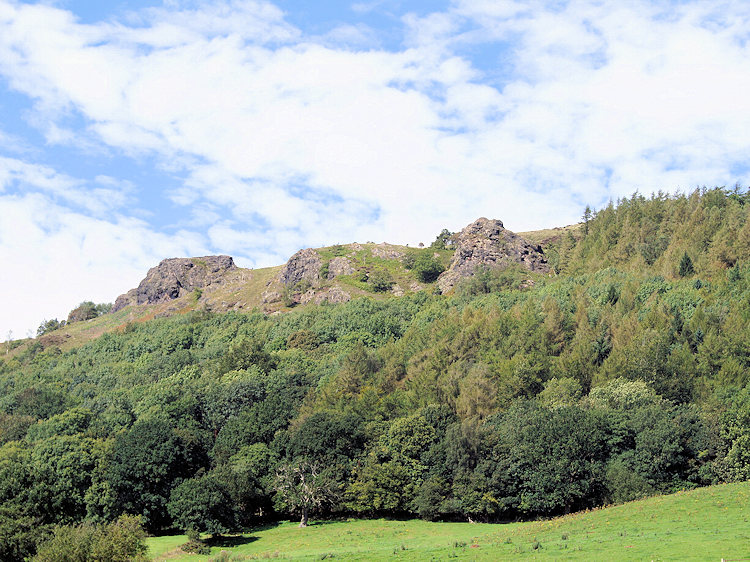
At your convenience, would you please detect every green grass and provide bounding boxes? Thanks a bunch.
[519,223,583,246]
[148,482,750,561]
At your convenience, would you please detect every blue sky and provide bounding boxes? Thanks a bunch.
[1,0,750,338]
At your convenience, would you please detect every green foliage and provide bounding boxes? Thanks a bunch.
[168,474,235,535]
[494,402,610,516]
[106,419,191,531]
[319,261,330,280]
[455,265,527,295]
[412,251,445,283]
[219,338,277,375]
[679,252,695,277]
[368,268,394,292]
[36,319,64,337]
[32,515,147,562]
[0,504,50,562]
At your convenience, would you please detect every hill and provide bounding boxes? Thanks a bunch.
[1,186,749,560]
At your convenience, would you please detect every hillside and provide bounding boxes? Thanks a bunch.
[147,482,750,560]
[1,186,749,560]
[15,217,552,354]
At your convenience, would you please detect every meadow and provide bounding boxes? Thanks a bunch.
[148,481,750,561]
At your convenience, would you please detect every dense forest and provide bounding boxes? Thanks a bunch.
[1,187,749,559]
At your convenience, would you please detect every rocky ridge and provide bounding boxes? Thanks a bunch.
[437,218,549,292]
[110,219,550,315]
[112,256,237,312]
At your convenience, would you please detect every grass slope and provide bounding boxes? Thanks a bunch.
[148,482,749,561]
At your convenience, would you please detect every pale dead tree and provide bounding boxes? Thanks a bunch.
[274,460,338,528]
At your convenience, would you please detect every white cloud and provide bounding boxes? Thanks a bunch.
[0,155,132,214]
[0,189,210,339]
[0,0,749,339]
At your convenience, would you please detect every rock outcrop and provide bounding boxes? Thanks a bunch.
[112,255,236,312]
[437,218,549,293]
[279,248,322,287]
[327,256,354,279]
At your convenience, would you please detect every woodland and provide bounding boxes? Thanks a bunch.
[1,187,749,560]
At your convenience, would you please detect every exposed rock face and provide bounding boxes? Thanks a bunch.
[279,248,322,287]
[112,256,236,312]
[372,245,405,260]
[437,218,549,293]
[298,286,351,305]
[328,256,354,279]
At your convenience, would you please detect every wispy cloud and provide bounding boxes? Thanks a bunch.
[0,156,133,214]
[0,0,749,336]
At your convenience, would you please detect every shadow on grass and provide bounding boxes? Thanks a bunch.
[207,535,259,548]
[247,519,341,531]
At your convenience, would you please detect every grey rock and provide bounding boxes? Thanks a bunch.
[437,218,549,293]
[279,248,322,287]
[372,245,405,260]
[112,255,236,312]
[316,286,351,304]
[328,256,354,279]
[261,290,282,304]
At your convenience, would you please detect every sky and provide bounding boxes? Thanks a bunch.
[1,0,750,339]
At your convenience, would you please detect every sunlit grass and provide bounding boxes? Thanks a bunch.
[148,481,749,560]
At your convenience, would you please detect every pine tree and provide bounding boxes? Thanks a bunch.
[678,251,695,277]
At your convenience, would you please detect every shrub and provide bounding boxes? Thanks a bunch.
[413,252,444,283]
[181,538,211,554]
[32,515,148,562]
[369,269,394,292]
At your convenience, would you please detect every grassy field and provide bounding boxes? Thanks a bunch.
[148,481,749,561]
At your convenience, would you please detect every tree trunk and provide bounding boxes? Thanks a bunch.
[299,506,308,528]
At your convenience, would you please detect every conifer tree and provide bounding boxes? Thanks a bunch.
[678,252,695,277]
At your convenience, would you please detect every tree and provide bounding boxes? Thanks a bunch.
[678,251,695,277]
[413,252,445,283]
[36,319,64,337]
[66,302,98,324]
[274,460,338,527]
[368,268,394,292]
[582,205,593,235]
[494,402,610,516]
[106,419,190,531]
[167,475,235,536]
[430,229,454,250]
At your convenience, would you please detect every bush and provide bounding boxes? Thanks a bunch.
[181,538,211,554]
[369,269,394,292]
[413,252,445,283]
[32,515,148,562]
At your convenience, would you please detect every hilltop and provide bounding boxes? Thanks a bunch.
[21,217,558,352]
